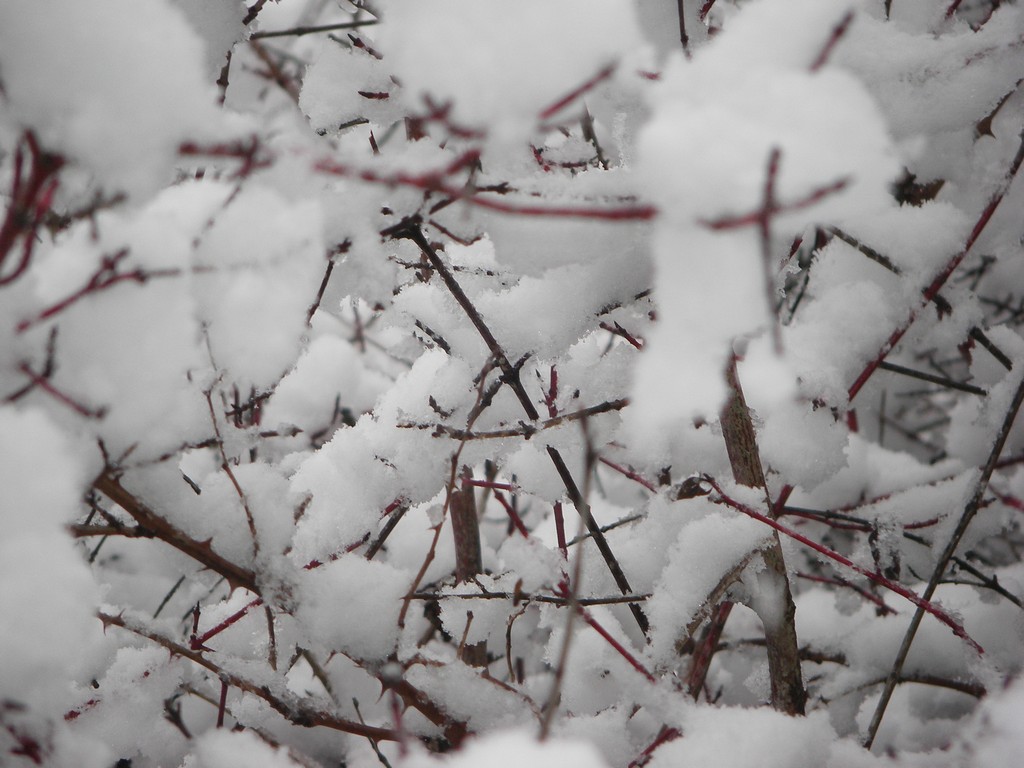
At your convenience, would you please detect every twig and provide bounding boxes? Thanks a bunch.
[251,20,378,39]
[409,591,649,606]
[320,161,657,221]
[878,361,986,396]
[538,63,616,121]
[401,398,628,440]
[809,11,854,72]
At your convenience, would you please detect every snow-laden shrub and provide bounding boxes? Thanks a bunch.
[2,1,1023,766]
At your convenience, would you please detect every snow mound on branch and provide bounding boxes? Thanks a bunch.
[406,728,611,768]
[0,0,231,197]
[193,183,325,390]
[646,505,771,666]
[837,6,1024,140]
[631,0,899,425]
[188,728,302,768]
[0,408,102,708]
[297,555,407,662]
[649,706,836,768]
[376,0,647,148]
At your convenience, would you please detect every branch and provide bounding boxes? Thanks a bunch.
[250,20,378,39]
[98,611,397,741]
[719,356,805,714]
[321,160,657,221]
[93,472,259,593]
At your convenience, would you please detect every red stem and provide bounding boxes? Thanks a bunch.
[538,63,616,121]
[493,490,530,538]
[706,477,983,653]
[809,11,854,72]
[848,128,1024,402]
[599,457,658,492]
[192,597,263,650]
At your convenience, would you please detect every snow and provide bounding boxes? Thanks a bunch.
[408,729,610,768]
[190,728,302,768]
[646,505,771,666]
[193,183,325,390]
[0,408,103,707]
[631,0,899,425]
[297,554,408,661]
[836,6,1024,140]
[376,0,647,151]
[649,706,835,768]
[0,0,231,198]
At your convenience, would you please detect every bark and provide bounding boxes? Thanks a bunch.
[449,468,489,668]
[718,355,806,715]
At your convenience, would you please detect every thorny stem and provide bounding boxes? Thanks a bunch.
[93,473,259,593]
[98,611,398,742]
[863,363,1024,747]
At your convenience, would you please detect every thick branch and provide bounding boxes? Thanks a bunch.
[718,356,806,715]
[93,472,259,593]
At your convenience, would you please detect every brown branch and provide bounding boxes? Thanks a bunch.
[450,468,487,667]
[93,472,259,593]
[719,356,806,715]
[98,611,397,741]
